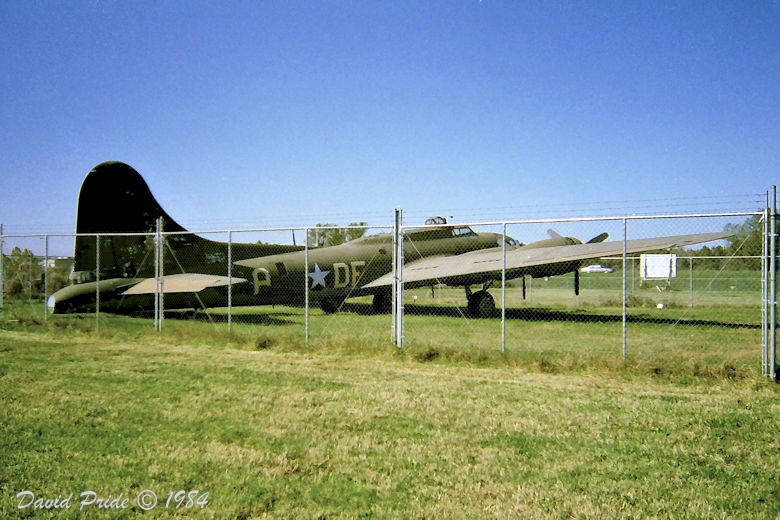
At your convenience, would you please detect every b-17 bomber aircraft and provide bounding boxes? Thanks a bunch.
[48,161,732,317]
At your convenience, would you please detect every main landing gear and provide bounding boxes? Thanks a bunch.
[466,285,496,318]
[369,287,496,318]
[320,298,340,314]
[372,290,392,314]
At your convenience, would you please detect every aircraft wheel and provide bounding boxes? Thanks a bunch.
[320,298,339,314]
[372,291,392,314]
[468,290,495,318]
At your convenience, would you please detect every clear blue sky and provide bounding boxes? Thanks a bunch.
[1,1,778,236]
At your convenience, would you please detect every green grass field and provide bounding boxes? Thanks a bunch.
[1,295,778,518]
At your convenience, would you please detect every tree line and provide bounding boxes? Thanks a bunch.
[683,215,766,270]
[2,247,71,300]
[306,222,368,247]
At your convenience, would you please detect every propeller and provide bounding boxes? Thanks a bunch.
[546,230,608,296]
[545,229,610,296]
[547,229,609,245]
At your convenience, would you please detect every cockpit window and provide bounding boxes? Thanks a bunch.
[452,226,476,237]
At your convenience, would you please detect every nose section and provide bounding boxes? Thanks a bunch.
[47,294,58,314]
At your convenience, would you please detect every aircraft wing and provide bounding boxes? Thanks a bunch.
[362,231,733,289]
[122,273,248,295]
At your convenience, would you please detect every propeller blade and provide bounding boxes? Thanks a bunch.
[587,232,609,244]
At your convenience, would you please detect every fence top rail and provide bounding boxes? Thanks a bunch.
[0,211,762,240]
[602,255,764,260]
[0,224,395,240]
[400,211,762,232]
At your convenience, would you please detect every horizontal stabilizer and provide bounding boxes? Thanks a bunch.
[122,273,248,295]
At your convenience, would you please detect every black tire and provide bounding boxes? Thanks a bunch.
[467,290,495,318]
[372,291,392,314]
[320,298,339,314]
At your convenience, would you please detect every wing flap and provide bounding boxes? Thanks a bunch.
[122,273,248,295]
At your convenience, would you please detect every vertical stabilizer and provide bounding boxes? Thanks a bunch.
[72,161,189,281]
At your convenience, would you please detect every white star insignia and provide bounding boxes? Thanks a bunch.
[308,263,330,289]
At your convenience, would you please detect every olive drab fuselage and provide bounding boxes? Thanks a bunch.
[233,226,510,309]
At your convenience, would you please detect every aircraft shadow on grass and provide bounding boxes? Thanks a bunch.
[153,303,757,331]
[341,303,759,329]
[162,310,300,326]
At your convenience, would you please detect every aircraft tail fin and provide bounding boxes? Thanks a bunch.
[72,161,191,281]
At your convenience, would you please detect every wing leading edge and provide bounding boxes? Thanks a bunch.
[363,231,733,289]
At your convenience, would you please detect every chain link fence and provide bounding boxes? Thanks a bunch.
[399,215,765,376]
[1,209,775,379]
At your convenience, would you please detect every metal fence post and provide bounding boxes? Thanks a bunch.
[227,231,233,334]
[27,251,32,302]
[95,234,100,332]
[153,231,159,331]
[160,222,165,332]
[501,223,507,353]
[43,235,49,321]
[762,204,769,377]
[392,216,397,344]
[769,186,777,380]
[393,209,403,348]
[689,257,694,309]
[305,233,309,347]
[622,218,628,361]
[154,217,164,333]
[0,224,3,320]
